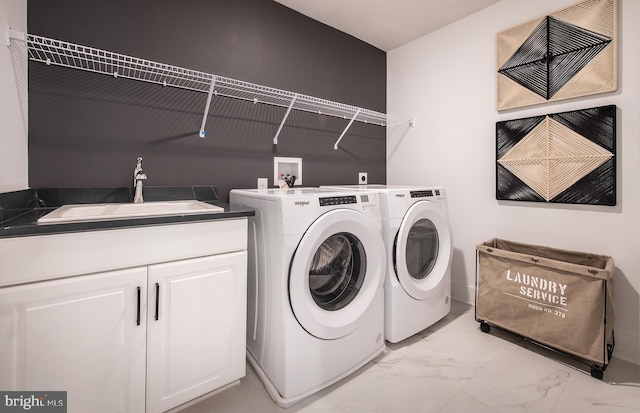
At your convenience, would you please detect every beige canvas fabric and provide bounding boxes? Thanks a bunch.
[476,238,614,365]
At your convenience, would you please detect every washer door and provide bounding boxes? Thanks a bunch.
[394,200,452,300]
[289,209,385,340]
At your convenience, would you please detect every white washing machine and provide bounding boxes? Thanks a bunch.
[229,188,386,407]
[322,185,453,343]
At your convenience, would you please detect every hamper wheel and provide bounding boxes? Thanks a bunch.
[590,365,604,380]
[480,321,491,333]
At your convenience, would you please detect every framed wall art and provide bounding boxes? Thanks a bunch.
[496,0,617,111]
[496,105,616,205]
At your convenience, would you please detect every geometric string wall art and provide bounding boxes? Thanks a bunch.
[496,105,616,205]
[496,0,617,111]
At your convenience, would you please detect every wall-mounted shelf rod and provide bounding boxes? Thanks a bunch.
[199,77,217,138]
[8,29,413,146]
[273,94,297,144]
[334,109,361,150]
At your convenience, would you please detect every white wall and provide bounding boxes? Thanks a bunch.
[0,0,27,192]
[388,0,640,364]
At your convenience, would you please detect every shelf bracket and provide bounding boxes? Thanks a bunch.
[273,94,298,144]
[199,76,217,138]
[6,26,25,47]
[333,109,361,150]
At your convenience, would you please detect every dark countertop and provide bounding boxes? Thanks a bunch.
[0,186,254,239]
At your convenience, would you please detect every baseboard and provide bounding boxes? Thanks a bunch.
[610,329,640,366]
[451,282,475,306]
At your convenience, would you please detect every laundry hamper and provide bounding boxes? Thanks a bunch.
[475,238,615,379]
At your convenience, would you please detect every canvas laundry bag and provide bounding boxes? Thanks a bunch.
[475,238,614,366]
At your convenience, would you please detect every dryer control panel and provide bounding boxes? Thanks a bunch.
[410,189,440,198]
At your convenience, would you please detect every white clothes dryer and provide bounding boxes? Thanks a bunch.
[229,188,386,407]
[321,185,453,343]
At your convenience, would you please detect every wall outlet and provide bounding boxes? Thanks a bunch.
[257,178,268,189]
[359,172,368,184]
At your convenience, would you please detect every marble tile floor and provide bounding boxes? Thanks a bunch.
[179,300,640,413]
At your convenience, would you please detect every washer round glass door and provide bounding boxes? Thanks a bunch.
[394,200,452,300]
[289,209,385,340]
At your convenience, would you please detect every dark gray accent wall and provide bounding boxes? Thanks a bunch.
[27,0,386,202]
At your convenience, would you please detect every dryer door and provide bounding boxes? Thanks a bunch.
[394,200,452,300]
[289,209,385,340]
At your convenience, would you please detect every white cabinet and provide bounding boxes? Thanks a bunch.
[0,267,148,412]
[146,251,247,413]
[0,218,248,413]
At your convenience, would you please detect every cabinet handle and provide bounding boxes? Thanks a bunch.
[155,283,160,321]
[136,286,141,326]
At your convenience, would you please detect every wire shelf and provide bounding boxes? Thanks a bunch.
[10,29,411,146]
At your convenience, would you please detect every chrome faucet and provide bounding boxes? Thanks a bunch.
[133,157,147,203]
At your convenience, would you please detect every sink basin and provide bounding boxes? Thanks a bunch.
[38,200,224,223]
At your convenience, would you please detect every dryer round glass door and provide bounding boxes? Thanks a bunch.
[289,209,385,340]
[394,200,452,300]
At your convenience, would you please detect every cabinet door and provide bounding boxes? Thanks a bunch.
[0,267,147,413]
[146,251,247,413]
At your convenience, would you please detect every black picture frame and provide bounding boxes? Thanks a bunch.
[496,105,616,206]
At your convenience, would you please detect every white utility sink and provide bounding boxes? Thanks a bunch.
[37,200,224,223]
